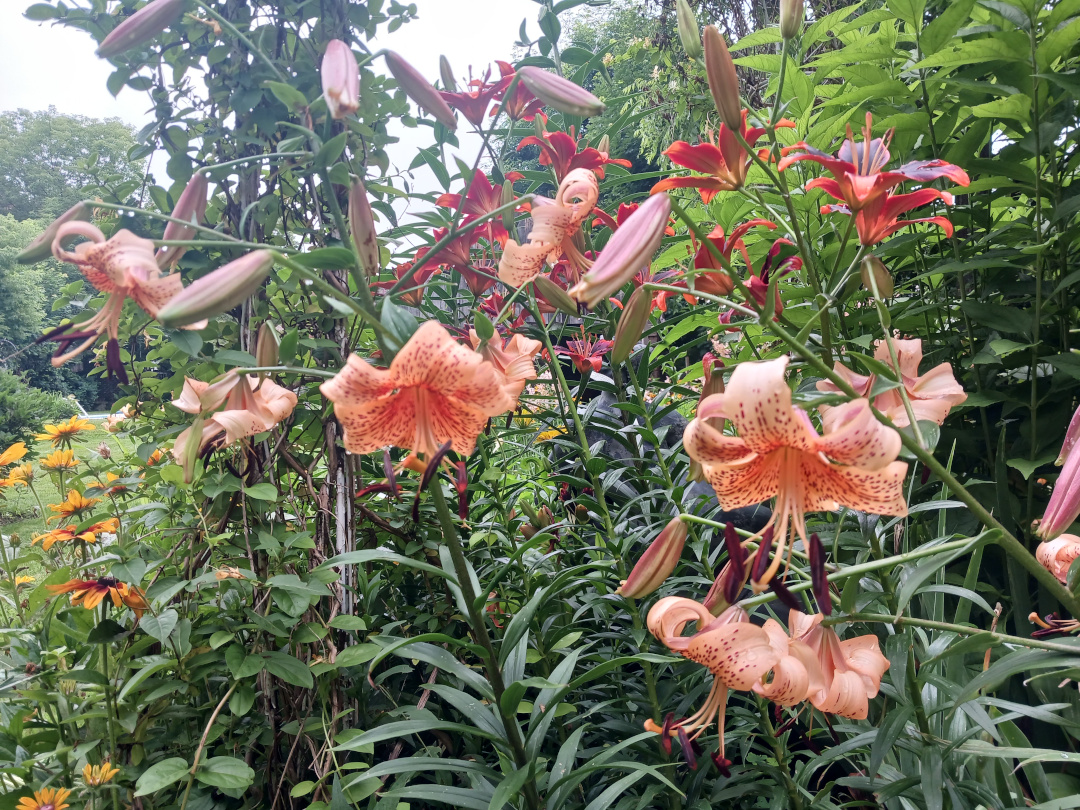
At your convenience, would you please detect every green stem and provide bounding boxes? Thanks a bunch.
[194,1,286,80]
[831,613,1080,656]
[758,700,804,810]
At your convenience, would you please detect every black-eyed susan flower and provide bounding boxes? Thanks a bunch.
[41,450,79,472]
[47,577,149,619]
[16,787,72,810]
[36,416,95,448]
[33,518,118,551]
[47,491,99,523]
[8,463,34,484]
[82,762,120,787]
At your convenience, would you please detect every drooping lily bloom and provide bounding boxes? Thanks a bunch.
[684,357,908,588]
[498,168,598,288]
[517,130,631,183]
[1036,535,1080,584]
[779,113,970,245]
[47,577,149,619]
[172,372,297,464]
[651,111,795,202]
[817,338,967,429]
[321,320,515,460]
[469,329,543,398]
[745,239,801,317]
[436,169,523,247]
[1040,405,1080,541]
[553,331,613,374]
[457,260,500,297]
[687,220,776,301]
[439,64,513,127]
[491,61,545,122]
[46,222,205,380]
[787,611,889,720]
[36,416,96,448]
[645,597,820,761]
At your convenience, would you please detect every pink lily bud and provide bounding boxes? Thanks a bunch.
[17,202,92,264]
[611,287,650,365]
[1039,405,1080,540]
[97,0,185,58]
[703,25,742,132]
[384,51,458,130]
[156,173,209,269]
[180,413,204,484]
[569,192,671,309]
[322,40,360,120]
[616,516,688,598]
[780,0,806,40]
[516,66,605,118]
[860,255,893,299]
[157,250,274,328]
[348,177,380,276]
[255,321,279,370]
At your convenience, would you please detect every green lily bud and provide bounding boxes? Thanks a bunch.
[676,0,704,60]
[255,321,280,371]
[157,250,274,328]
[611,287,650,365]
[17,202,92,264]
[616,517,688,598]
[780,0,805,40]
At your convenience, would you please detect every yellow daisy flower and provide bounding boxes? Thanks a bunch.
[36,416,95,448]
[47,490,100,523]
[16,787,72,810]
[82,762,120,787]
[41,450,79,472]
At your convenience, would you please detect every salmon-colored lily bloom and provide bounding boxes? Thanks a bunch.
[173,371,297,461]
[498,168,598,288]
[684,357,908,587]
[321,320,515,460]
[817,338,966,429]
[779,113,970,245]
[46,222,206,380]
[1036,535,1080,584]
[787,611,889,720]
[469,329,543,398]
[651,110,795,202]
[645,597,820,761]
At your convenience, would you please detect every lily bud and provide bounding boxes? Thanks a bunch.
[780,0,805,40]
[1058,404,1080,466]
[156,173,209,269]
[575,504,589,522]
[17,202,92,264]
[517,66,606,117]
[611,287,650,365]
[501,179,515,239]
[616,517,688,598]
[535,505,554,529]
[533,274,579,316]
[439,55,457,92]
[676,0,704,60]
[180,414,203,484]
[703,25,742,132]
[569,192,671,309]
[861,255,893,299]
[322,40,360,119]
[596,134,610,154]
[1038,405,1080,541]
[348,177,380,276]
[384,51,458,130]
[255,321,279,370]
[157,250,274,328]
[701,353,725,400]
[97,0,185,58]
[721,522,747,605]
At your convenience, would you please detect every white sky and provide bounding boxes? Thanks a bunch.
[0,0,537,208]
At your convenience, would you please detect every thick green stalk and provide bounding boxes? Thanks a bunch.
[832,613,1080,656]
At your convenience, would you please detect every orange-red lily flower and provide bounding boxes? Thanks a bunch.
[439,64,513,127]
[779,113,969,245]
[321,320,515,460]
[469,330,543,398]
[687,219,776,301]
[48,576,149,619]
[517,129,631,183]
[553,330,613,374]
[491,61,545,122]
[45,222,205,380]
[684,357,908,587]
[173,372,297,462]
[651,110,795,202]
[498,168,598,288]
[435,169,523,248]
[787,611,889,719]
[591,201,677,235]
[817,338,966,429]
[374,250,440,308]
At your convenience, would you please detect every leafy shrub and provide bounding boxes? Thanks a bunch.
[0,369,77,449]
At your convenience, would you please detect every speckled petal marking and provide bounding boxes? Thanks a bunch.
[724,358,818,455]
[801,453,908,516]
[814,399,901,471]
[686,622,779,691]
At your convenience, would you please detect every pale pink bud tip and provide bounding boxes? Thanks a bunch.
[322,40,360,120]
[1036,535,1080,584]
[384,51,458,130]
[616,516,688,599]
[569,192,671,310]
[1038,438,1080,542]
[157,173,209,269]
[97,0,185,58]
[157,250,274,328]
[17,202,92,264]
[517,66,605,118]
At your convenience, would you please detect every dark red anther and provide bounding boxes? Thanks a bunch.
[710,753,732,777]
[751,527,774,583]
[106,338,129,383]
[769,577,801,611]
[659,713,675,755]
[722,522,746,605]
[676,726,697,770]
[355,482,394,499]
[456,460,469,520]
[383,449,399,500]
[419,441,453,491]
[808,532,830,616]
[921,466,931,485]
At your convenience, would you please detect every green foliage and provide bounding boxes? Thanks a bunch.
[0,369,77,448]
